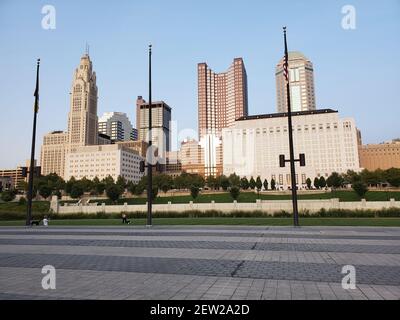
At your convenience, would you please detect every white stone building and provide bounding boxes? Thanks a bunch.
[64,144,144,183]
[222,109,360,189]
[98,112,136,142]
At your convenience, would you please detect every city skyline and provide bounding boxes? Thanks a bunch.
[0,0,399,168]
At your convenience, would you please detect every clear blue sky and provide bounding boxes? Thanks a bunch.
[0,0,399,168]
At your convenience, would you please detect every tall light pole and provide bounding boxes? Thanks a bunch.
[283,27,300,227]
[26,58,40,226]
[146,44,153,227]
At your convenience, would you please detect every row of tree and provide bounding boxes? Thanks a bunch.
[2,167,399,203]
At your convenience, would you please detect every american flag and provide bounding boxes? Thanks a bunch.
[33,59,40,113]
[283,56,289,83]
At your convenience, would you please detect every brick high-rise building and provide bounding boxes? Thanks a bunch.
[197,58,248,177]
[359,140,400,171]
[197,58,248,139]
[276,51,316,113]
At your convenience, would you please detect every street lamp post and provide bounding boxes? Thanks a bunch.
[26,58,40,226]
[147,44,153,227]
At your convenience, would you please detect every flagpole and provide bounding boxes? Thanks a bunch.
[26,58,40,226]
[283,27,300,227]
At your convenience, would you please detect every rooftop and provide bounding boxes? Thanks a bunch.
[236,109,338,121]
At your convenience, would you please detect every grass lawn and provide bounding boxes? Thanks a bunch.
[1,217,400,227]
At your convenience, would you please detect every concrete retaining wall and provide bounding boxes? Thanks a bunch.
[50,196,400,215]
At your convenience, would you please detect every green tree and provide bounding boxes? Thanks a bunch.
[326,172,344,189]
[151,186,158,200]
[91,177,101,195]
[65,176,76,195]
[190,185,199,200]
[352,181,368,199]
[385,168,400,187]
[206,175,216,190]
[228,173,240,187]
[191,174,205,189]
[249,177,256,190]
[343,170,361,185]
[1,190,15,202]
[127,181,136,195]
[134,183,145,196]
[161,183,170,193]
[79,177,93,192]
[313,177,320,189]
[306,178,312,189]
[53,190,62,199]
[45,173,65,193]
[360,169,382,187]
[220,175,230,191]
[70,184,84,199]
[106,184,123,204]
[229,186,240,201]
[319,176,327,189]
[38,185,52,199]
[95,182,106,195]
[270,178,276,190]
[263,179,269,191]
[102,175,115,187]
[256,176,262,192]
[116,175,127,190]
[240,177,249,190]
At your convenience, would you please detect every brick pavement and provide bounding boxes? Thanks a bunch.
[0,225,399,300]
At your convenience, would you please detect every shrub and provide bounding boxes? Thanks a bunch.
[38,185,52,199]
[70,184,84,199]
[1,190,16,202]
[106,184,123,204]
[190,186,199,200]
[229,186,240,201]
[352,181,368,199]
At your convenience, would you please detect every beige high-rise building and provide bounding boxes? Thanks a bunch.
[197,58,248,177]
[276,51,316,113]
[40,54,99,178]
[179,139,205,176]
[67,53,98,150]
[40,131,68,177]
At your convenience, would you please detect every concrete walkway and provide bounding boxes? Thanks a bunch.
[0,225,399,300]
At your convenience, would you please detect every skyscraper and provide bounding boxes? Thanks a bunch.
[198,58,248,139]
[98,112,136,142]
[197,58,248,177]
[276,51,316,113]
[136,96,171,157]
[67,53,98,150]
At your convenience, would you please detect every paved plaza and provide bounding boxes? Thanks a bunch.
[0,225,400,300]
